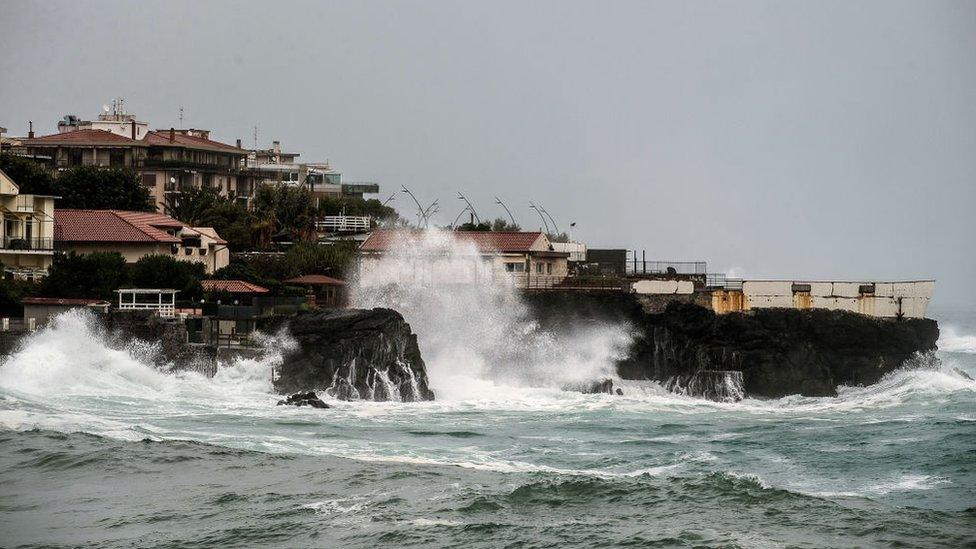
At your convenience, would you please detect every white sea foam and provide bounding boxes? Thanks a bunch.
[939,325,976,354]
[350,228,631,399]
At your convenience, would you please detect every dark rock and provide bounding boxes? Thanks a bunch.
[663,370,745,402]
[564,378,618,395]
[523,293,940,399]
[277,391,330,408]
[263,308,434,402]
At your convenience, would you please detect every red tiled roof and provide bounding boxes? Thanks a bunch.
[54,210,184,243]
[201,280,270,294]
[360,229,547,253]
[22,129,146,147]
[284,274,346,286]
[21,297,110,306]
[144,131,245,154]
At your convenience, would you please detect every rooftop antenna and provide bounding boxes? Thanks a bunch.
[494,196,516,227]
[253,125,258,149]
[539,205,560,234]
[529,202,550,233]
[456,192,481,224]
[179,106,184,129]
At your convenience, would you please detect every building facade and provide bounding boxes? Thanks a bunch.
[53,209,230,273]
[358,229,570,288]
[0,168,56,279]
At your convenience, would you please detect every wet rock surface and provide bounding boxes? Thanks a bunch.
[524,293,940,398]
[264,308,434,402]
[276,391,330,408]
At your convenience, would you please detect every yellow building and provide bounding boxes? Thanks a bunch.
[0,168,56,280]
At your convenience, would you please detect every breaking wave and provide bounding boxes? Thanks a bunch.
[940,325,976,354]
[350,229,631,399]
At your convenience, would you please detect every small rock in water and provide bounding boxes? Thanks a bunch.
[276,391,330,409]
[567,378,621,395]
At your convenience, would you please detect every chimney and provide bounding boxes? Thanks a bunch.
[272,140,280,155]
[169,127,175,143]
[236,138,242,149]
[28,121,34,139]
[131,120,137,139]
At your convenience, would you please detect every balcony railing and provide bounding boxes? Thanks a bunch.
[1,236,54,251]
[144,158,242,172]
[316,216,371,233]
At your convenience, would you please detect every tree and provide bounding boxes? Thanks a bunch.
[165,186,255,251]
[0,154,57,195]
[163,185,223,226]
[41,252,129,300]
[55,167,154,211]
[456,217,522,232]
[253,184,317,244]
[316,196,401,226]
[129,255,206,301]
[491,217,521,232]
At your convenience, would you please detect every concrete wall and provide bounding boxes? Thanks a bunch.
[734,280,934,319]
[633,279,695,295]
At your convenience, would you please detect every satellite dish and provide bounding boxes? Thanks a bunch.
[103,105,111,113]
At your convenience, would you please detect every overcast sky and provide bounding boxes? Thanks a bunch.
[2,1,974,306]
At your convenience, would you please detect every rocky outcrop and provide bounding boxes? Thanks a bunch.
[277,391,330,408]
[523,293,940,399]
[264,308,434,402]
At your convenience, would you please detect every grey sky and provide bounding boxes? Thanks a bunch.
[2,1,974,306]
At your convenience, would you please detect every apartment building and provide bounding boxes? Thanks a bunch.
[0,169,56,280]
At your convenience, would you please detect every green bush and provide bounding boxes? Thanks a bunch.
[41,252,129,300]
[129,255,206,301]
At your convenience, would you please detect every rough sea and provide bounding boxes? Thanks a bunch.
[0,302,973,548]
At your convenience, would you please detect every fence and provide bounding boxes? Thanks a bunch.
[316,216,371,233]
[2,236,54,251]
[705,273,744,290]
[626,257,707,276]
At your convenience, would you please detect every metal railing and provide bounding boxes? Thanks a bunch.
[316,216,371,233]
[626,259,707,275]
[705,273,744,290]
[2,236,54,251]
[117,303,176,318]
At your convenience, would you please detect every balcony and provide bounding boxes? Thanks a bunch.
[144,158,241,173]
[1,236,54,251]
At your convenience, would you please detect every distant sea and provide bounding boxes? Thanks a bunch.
[1,305,974,548]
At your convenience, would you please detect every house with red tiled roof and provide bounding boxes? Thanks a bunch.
[53,209,230,273]
[16,108,262,212]
[358,229,570,288]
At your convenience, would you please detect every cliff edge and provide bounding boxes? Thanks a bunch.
[524,292,939,398]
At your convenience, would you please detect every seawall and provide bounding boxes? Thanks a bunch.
[523,291,939,398]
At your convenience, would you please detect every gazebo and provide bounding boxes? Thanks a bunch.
[283,274,346,308]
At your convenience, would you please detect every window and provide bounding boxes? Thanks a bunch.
[505,263,525,273]
[547,263,553,275]
[536,263,544,274]
[68,149,83,166]
[142,173,156,187]
[109,150,125,167]
[200,248,208,256]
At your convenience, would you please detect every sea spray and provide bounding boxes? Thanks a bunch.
[351,229,632,398]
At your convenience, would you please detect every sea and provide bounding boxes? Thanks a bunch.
[1,236,974,548]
